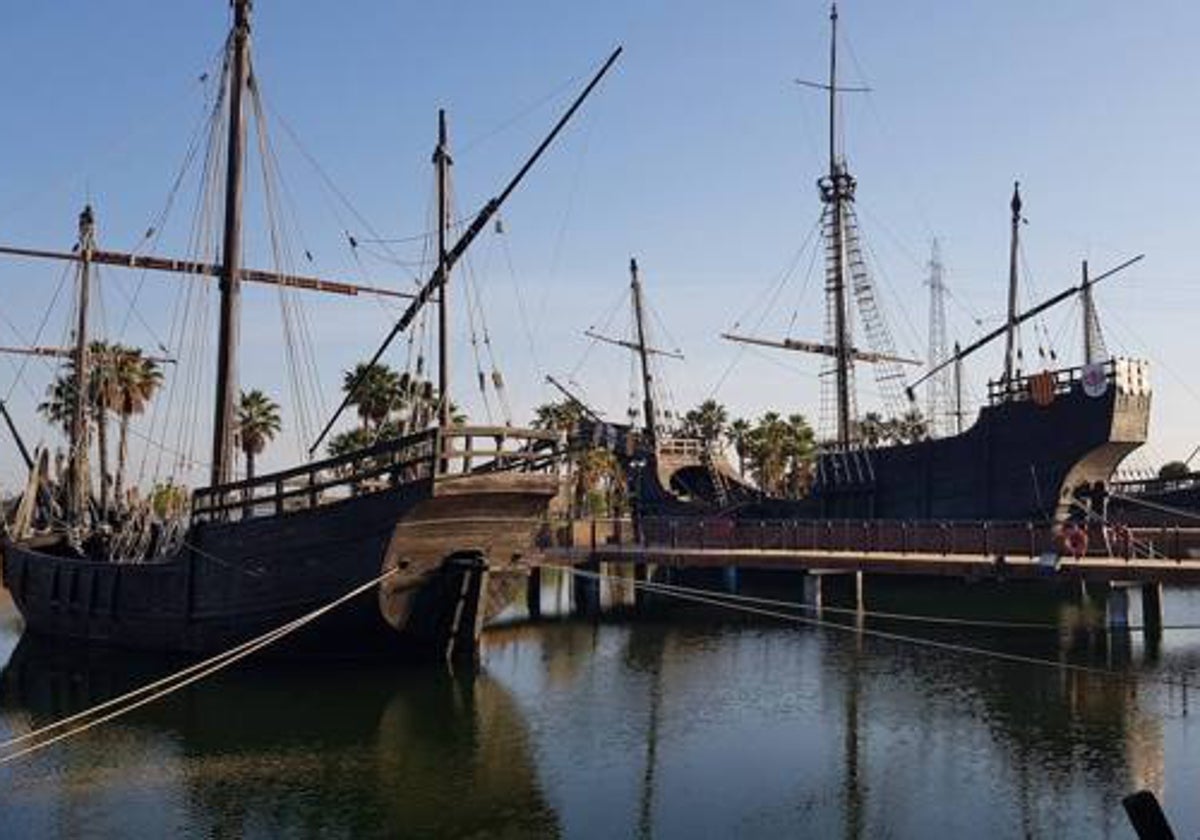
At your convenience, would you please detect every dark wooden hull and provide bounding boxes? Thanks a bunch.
[642,372,1150,522]
[1108,482,1200,527]
[1,472,559,659]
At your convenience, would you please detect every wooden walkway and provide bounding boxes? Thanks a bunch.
[542,517,1200,586]
[546,543,1200,585]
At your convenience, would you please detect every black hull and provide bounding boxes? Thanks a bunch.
[644,368,1150,523]
[1108,482,1200,527]
[3,481,440,658]
[2,466,559,659]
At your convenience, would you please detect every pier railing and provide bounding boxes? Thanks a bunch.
[553,516,1200,563]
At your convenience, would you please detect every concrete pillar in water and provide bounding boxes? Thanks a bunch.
[573,561,600,616]
[723,566,739,594]
[1106,584,1130,630]
[855,571,865,612]
[526,566,542,620]
[634,562,649,610]
[1141,582,1163,640]
[803,572,823,614]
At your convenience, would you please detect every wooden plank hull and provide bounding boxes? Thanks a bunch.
[639,373,1150,523]
[2,472,559,659]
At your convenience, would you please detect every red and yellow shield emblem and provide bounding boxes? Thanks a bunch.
[1029,371,1056,406]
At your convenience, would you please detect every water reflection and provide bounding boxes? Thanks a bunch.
[483,574,1199,839]
[0,634,559,838]
[1,576,1198,838]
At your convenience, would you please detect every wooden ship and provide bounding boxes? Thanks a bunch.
[615,3,1152,525]
[0,2,621,660]
[555,257,754,514]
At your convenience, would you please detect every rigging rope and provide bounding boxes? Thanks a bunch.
[1,261,74,404]
[582,563,1200,633]
[550,564,1200,695]
[0,564,401,765]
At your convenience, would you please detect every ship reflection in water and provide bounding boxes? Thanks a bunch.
[1,579,1200,838]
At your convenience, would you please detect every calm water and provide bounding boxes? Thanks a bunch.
[1,572,1199,839]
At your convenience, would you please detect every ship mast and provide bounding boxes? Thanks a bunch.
[435,109,453,436]
[723,3,917,444]
[907,253,1143,397]
[824,2,853,448]
[1080,259,1107,365]
[1002,182,1022,391]
[211,0,251,487]
[309,47,623,455]
[69,206,95,525]
[630,257,658,451]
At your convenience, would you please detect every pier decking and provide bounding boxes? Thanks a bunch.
[542,517,1200,585]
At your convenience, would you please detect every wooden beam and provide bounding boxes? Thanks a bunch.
[0,244,417,300]
[584,329,684,360]
[721,332,921,366]
[0,345,175,364]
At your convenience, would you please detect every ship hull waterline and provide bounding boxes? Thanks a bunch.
[1,472,560,661]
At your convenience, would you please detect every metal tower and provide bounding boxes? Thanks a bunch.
[925,239,951,437]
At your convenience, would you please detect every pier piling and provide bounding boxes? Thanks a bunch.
[1107,584,1131,630]
[1141,582,1163,641]
[526,566,542,620]
[803,573,823,614]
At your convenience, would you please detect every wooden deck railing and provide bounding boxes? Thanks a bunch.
[192,425,565,523]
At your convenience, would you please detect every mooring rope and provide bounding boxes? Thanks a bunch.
[575,570,1200,634]
[0,566,399,765]
[1110,490,1200,526]
[550,564,1200,695]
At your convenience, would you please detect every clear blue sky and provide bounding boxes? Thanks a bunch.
[2,1,1199,490]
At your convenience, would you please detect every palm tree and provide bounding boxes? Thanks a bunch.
[38,340,122,517]
[747,411,788,494]
[574,447,624,516]
[328,426,373,459]
[235,389,282,482]
[739,411,816,497]
[784,413,816,496]
[858,412,886,448]
[343,362,402,431]
[1160,461,1190,480]
[109,346,163,507]
[532,399,586,434]
[38,375,76,434]
[896,409,928,444]
[682,399,728,446]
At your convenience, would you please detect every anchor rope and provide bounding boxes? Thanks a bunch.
[1109,491,1200,526]
[0,566,399,765]
[549,564,1200,695]
[560,563,1200,633]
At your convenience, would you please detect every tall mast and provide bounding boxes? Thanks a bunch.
[211,0,251,487]
[953,341,964,435]
[69,205,95,525]
[435,109,453,434]
[308,46,622,456]
[630,258,658,451]
[1081,259,1097,365]
[822,2,853,447]
[1002,181,1022,390]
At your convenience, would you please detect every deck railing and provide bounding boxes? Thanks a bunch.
[986,358,1149,405]
[192,425,565,523]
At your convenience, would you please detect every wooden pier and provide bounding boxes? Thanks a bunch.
[537,516,1200,630]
